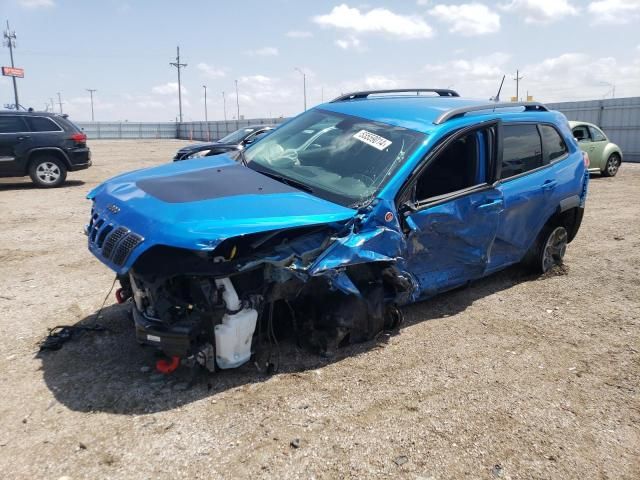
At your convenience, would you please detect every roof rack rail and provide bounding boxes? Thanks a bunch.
[434,101,548,125]
[331,88,460,102]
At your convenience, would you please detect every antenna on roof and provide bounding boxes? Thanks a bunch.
[491,75,506,102]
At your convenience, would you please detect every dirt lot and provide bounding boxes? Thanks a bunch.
[0,140,638,479]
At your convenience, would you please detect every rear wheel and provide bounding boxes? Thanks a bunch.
[29,156,67,188]
[602,153,621,177]
[524,225,568,274]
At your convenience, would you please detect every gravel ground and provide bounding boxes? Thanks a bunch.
[0,140,638,480]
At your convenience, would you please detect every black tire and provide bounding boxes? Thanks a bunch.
[28,156,67,188]
[602,153,621,177]
[523,224,568,274]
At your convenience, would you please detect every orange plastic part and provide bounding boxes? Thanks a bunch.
[156,356,180,374]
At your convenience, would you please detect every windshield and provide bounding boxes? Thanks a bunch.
[218,127,256,144]
[244,109,424,206]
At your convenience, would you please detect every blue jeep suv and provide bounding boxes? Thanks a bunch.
[86,89,588,371]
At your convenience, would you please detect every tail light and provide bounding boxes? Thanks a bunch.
[70,132,87,144]
[582,151,590,168]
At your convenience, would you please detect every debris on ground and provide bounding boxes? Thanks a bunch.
[38,325,108,351]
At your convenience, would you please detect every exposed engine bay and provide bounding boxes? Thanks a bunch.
[118,222,410,372]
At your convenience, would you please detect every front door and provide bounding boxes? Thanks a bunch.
[588,126,608,170]
[400,122,502,298]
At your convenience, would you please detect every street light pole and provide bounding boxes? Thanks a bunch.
[222,91,227,122]
[203,85,209,141]
[86,89,97,121]
[234,79,240,127]
[294,68,307,111]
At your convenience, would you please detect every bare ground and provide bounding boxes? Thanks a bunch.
[0,140,638,480]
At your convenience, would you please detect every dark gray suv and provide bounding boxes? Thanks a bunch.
[0,111,91,187]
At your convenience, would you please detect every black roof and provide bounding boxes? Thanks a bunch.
[0,110,67,118]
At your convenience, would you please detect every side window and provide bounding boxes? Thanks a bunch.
[572,126,591,142]
[0,116,28,133]
[589,126,606,142]
[414,130,483,202]
[25,116,63,132]
[500,124,543,179]
[539,125,568,163]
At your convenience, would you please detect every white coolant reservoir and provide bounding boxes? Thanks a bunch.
[213,277,257,369]
[214,308,258,369]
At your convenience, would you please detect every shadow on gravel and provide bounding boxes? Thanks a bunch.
[38,265,542,415]
[0,179,85,191]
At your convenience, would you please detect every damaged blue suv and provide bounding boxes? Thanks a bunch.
[86,89,589,371]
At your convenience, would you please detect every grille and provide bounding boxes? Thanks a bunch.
[111,232,144,266]
[102,226,128,259]
[88,211,145,267]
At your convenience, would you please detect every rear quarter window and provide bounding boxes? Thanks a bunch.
[500,124,543,179]
[539,125,568,162]
[25,116,63,132]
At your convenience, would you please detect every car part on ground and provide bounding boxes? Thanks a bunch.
[0,110,91,187]
[569,120,622,176]
[86,89,589,373]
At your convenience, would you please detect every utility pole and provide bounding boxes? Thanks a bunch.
[3,21,19,109]
[513,69,523,102]
[222,91,227,122]
[203,85,209,140]
[56,92,64,114]
[234,79,240,127]
[169,46,187,123]
[295,67,307,111]
[86,88,96,121]
[49,97,55,112]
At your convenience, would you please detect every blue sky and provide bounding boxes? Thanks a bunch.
[1,0,639,121]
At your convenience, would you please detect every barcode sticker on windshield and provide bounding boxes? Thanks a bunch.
[353,130,392,151]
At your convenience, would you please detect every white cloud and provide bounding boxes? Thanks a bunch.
[500,0,578,24]
[424,52,510,80]
[151,82,188,95]
[18,0,54,8]
[364,75,400,89]
[286,30,313,38]
[245,47,279,56]
[429,3,500,35]
[196,62,227,79]
[335,36,362,50]
[314,4,434,39]
[239,75,275,86]
[588,0,640,24]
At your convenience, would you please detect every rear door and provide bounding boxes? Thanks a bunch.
[0,115,31,175]
[488,123,567,271]
[399,122,503,298]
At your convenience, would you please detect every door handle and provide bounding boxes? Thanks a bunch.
[17,135,31,141]
[542,180,557,190]
[475,199,503,210]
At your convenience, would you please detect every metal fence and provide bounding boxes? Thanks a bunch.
[78,122,177,139]
[77,118,289,142]
[547,97,640,162]
[178,118,288,141]
[77,97,640,162]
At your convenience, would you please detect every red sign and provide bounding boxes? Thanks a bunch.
[2,67,24,78]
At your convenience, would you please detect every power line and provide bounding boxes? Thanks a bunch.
[86,89,97,121]
[169,46,187,123]
[3,20,20,109]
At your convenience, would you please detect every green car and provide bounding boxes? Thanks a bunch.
[569,121,623,177]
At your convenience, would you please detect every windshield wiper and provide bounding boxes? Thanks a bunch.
[257,170,314,194]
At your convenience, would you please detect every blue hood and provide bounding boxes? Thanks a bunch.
[87,155,356,274]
